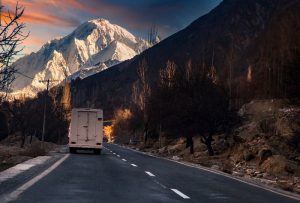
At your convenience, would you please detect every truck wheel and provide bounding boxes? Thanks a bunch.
[94,149,101,155]
[69,148,76,154]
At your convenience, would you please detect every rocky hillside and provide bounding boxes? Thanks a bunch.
[71,0,300,118]
[134,99,300,193]
[11,19,150,97]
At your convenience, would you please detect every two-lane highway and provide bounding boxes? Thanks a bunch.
[2,143,300,202]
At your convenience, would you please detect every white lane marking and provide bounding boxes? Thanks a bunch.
[122,159,127,162]
[120,145,300,201]
[0,156,51,184]
[153,179,167,189]
[145,171,155,177]
[171,189,190,199]
[131,164,137,167]
[113,153,116,155]
[3,154,69,202]
[117,155,120,157]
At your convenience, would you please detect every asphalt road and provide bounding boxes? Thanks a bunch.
[2,143,300,203]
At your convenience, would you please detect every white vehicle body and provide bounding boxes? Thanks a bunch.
[69,108,103,153]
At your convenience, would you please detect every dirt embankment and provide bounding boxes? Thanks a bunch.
[0,134,59,172]
[129,100,300,194]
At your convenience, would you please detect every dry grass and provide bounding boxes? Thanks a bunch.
[0,135,58,172]
[20,143,46,157]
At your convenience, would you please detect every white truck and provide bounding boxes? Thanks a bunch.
[68,108,103,154]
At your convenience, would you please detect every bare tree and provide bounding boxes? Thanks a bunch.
[207,48,218,84]
[0,3,28,95]
[132,58,151,144]
[136,59,151,112]
[148,23,159,46]
[159,60,176,88]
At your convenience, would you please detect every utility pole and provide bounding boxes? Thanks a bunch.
[39,79,59,147]
[41,79,50,146]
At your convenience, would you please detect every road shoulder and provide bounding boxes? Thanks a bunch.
[116,143,300,201]
[0,152,67,202]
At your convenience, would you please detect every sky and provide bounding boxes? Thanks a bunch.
[2,0,222,55]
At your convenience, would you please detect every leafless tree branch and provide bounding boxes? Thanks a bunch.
[0,3,28,95]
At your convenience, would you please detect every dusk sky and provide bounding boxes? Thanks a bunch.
[3,0,222,55]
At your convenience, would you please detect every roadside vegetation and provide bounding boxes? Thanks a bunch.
[109,56,300,193]
[0,2,70,171]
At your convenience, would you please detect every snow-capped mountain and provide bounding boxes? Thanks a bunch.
[11,18,150,97]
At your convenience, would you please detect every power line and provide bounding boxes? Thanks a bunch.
[16,71,61,83]
[16,71,35,80]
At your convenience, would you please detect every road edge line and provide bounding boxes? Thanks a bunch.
[116,144,300,201]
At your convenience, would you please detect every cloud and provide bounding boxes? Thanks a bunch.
[21,13,80,27]
[2,0,222,54]
[23,35,46,46]
[2,0,81,27]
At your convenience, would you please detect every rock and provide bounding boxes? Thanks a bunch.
[263,173,269,178]
[256,173,263,178]
[254,171,261,175]
[243,151,255,161]
[261,155,295,176]
[178,147,192,159]
[211,165,220,170]
[176,138,185,145]
[172,156,180,161]
[258,148,272,162]
[295,156,300,162]
[232,171,244,177]
[246,169,254,175]
[193,136,207,152]
[221,160,234,174]
[167,144,185,154]
[196,152,208,158]
[158,147,166,154]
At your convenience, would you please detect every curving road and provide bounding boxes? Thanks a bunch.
[1,143,299,203]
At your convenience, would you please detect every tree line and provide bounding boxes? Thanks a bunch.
[111,58,235,155]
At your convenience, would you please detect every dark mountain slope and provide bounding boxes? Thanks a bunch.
[70,0,300,118]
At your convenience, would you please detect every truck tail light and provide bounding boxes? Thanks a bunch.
[71,141,76,144]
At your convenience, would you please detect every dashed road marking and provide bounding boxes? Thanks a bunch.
[171,189,190,199]
[122,159,127,162]
[145,171,155,177]
[153,179,167,189]
[113,153,116,155]
[131,164,137,167]
[117,155,120,157]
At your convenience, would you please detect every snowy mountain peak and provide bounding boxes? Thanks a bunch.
[88,18,110,24]
[10,19,151,97]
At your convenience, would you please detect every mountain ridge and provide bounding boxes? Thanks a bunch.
[70,0,300,117]
[11,18,151,97]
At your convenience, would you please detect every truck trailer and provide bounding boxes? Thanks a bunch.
[68,108,103,154]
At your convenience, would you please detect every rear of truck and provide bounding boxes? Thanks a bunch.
[69,108,103,154]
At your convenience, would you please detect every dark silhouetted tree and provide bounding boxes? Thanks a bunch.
[0,3,28,96]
